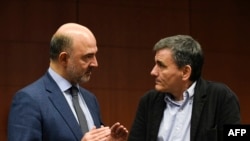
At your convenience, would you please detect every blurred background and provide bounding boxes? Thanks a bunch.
[1,0,250,140]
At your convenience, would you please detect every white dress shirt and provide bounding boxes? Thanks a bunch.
[48,68,95,129]
[157,82,196,141]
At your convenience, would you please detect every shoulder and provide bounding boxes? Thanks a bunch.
[139,89,166,105]
[16,76,44,94]
[9,76,48,115]
[196,78,238,101]
[203,79,234,94]
[13,73,51,101]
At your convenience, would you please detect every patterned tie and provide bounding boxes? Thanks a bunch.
[70,86,89,134]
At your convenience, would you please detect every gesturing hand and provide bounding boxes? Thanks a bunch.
[108,122,128,141]
[81,126,111,141]
[81,123,128,141]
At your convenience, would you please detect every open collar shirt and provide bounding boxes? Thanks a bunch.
[157,82,197,141]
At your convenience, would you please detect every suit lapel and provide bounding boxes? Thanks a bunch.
[150,92,166,140]
[44,73,83,140]
[190,78,207,141]
[79,88,101,127]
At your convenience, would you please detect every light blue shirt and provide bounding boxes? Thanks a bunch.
[48,68,95,129]
[157,82,196,141]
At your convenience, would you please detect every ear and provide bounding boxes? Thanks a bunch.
[58,52,69,67]
[182,65,192,81]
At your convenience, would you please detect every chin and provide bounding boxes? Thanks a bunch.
[154,86,161,91]
[81,76,90,83]
[155,86,165,92]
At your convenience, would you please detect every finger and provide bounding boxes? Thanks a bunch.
[110,122,120,132]
[111,124,128,139]
[90,126,110,134]
[119,127,127,136]
[94,127,111,140]
[83,127,111,140]
[90,126,97,130]
[119,127,128,137]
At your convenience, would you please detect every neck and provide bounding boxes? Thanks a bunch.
[172,80,193,101]
[50,61,70,82]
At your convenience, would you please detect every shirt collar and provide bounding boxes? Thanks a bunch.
[165,81,197,106]
[186,81,196,98]
[48,67,78,92]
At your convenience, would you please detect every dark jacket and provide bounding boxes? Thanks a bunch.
[128,78,241,141]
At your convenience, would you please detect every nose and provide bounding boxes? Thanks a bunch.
[150,65,157,76]
[91,56,98,67]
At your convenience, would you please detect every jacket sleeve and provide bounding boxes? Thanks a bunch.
[128,95,147,141]
[218,86,241,125]
[192,81,241,141]
[8,91,42,141]
[216,84,241,141]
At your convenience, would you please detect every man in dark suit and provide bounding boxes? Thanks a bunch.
[8,23,128,141]
[128,35,241,141]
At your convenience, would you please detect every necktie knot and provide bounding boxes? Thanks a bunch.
[70,86,79,97]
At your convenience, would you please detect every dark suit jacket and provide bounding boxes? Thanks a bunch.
[8,72,103,141]
[128,78,241,141]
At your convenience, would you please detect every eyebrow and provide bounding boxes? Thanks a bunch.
[156,60,166,67]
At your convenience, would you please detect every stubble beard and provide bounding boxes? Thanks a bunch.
[67,65,90,84]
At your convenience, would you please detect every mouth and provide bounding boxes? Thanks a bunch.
[85,68,93,76]
[85,71,92,76]
[155,79,161,84]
